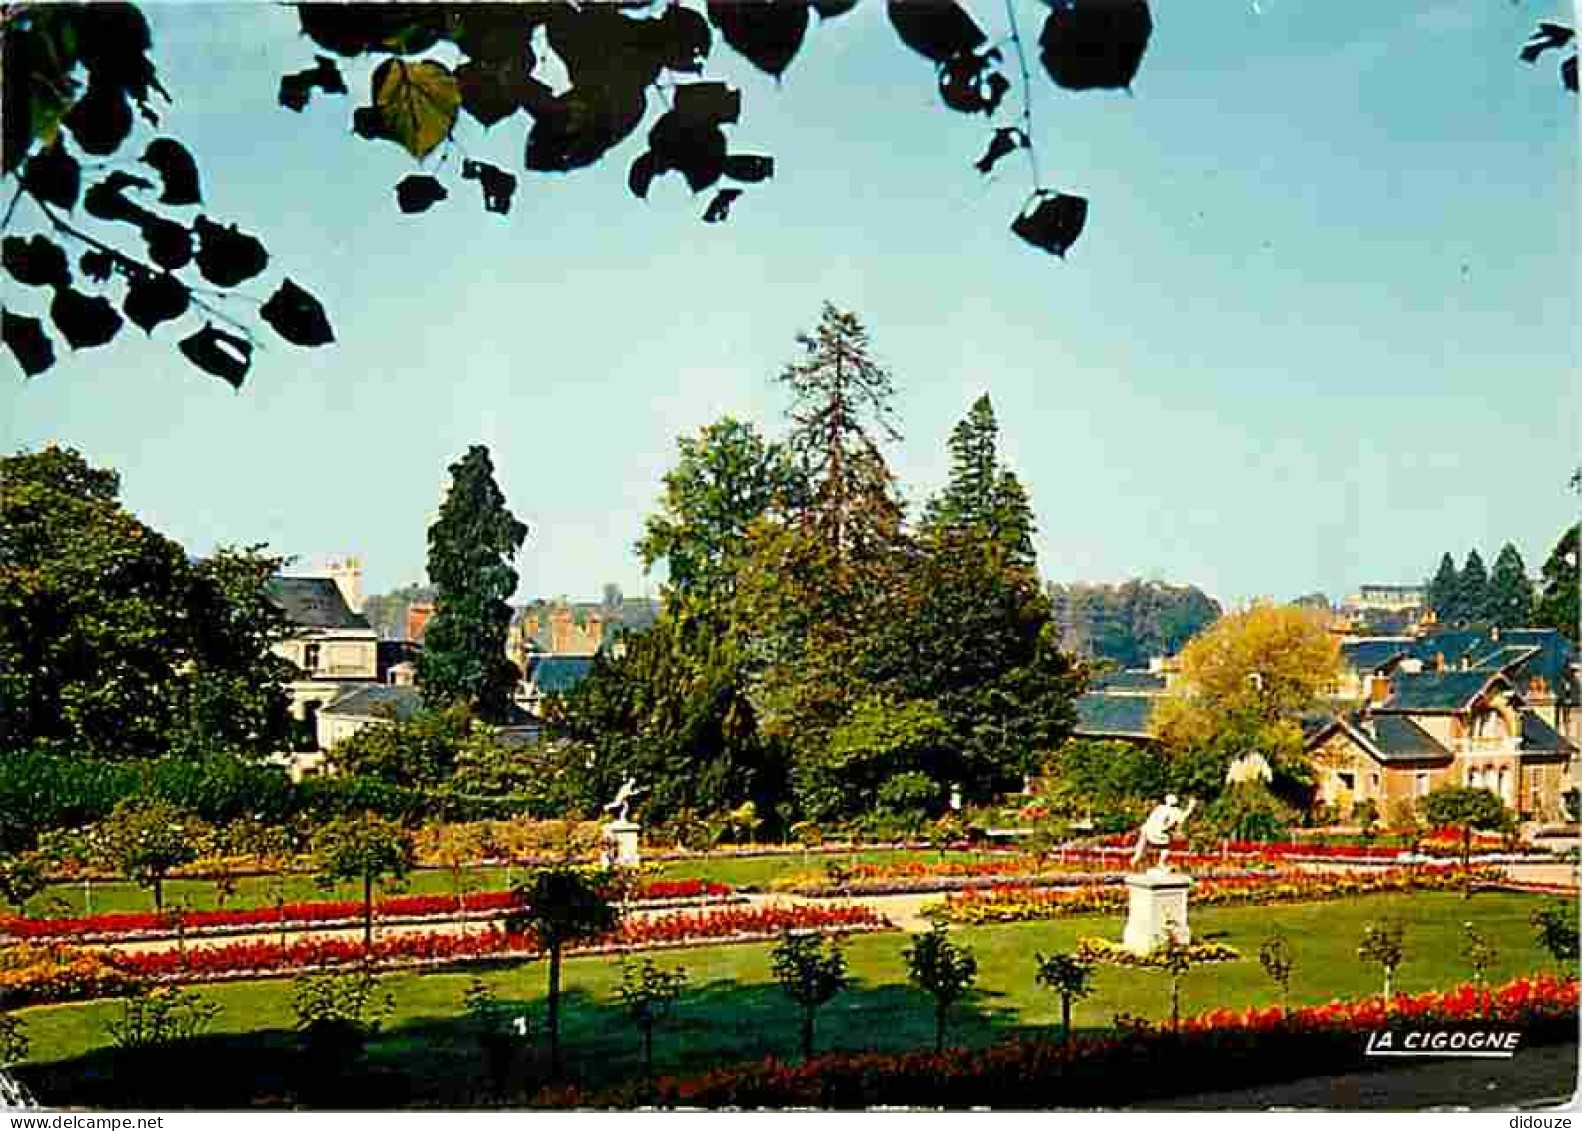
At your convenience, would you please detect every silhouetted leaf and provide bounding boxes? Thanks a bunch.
[193,216,268,288]
[724,154,774,183]
[143,217,194,272]
[84,172,155,225]
[50,286,123,349]
[22,144,81,210]
[974,127,1027,175]
[649,109,728,193]
[629,151,658,200]
[62,82,133,157]
[122,271,189,334]
[1039,0,1152,91]
[372,58,462,160]
[279,55,348,112]
[939,52,1009,115]
[887,1,986,63]
[1520,22,1575,63]
[3,236,70,288]
[525,84,648,172]
[456,59,527,128]
[654,4,713,72]
[140,138,202,205]
[674,82,742,125]
[298,5,444,58]
[1011,191,1087,257]
[179,322,252,388]
[461,160,517,214]
[395,174,448,213]
[260,278,334,347]
[811,0,859,18]
[353,105,394,142]
[79,250,116,284]
[702,187,743,223]
[707,1,809,78]
[3,309,55,376]
[1564,55,1578,92]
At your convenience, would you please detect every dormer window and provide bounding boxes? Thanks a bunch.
[304,642,320,673]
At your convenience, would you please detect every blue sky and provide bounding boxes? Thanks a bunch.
[2,1,1576,608]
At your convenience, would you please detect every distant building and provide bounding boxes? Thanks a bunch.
[267,575,379,737]
[520,654,597,714]
[1342,584,1426,613]
[406,602,435,644]
[315,684,541,755]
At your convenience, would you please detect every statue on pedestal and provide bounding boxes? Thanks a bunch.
[603,776,646,824]
[1129,794,1196,872]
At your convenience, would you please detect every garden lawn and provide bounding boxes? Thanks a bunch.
[13,890,1571,1106]
[21,849,998,916]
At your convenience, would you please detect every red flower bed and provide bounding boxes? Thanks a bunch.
[98,901,887,987]
[1,879,733,942]
[549,974,1579,1108]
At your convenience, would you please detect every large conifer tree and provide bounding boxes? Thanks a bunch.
[1535,525,1580,643]
[417,445,528,721]
[923,394,1036,569]
[1426,552,1460,622]
[1486,543,1535,628]
[1455,549,1490,624]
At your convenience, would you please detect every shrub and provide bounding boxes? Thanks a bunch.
[0,1013,27,1067]
[616,957,688,1082]
[0,852,47,916]
[1531,901,1580,969]
[106,985,220,1050]
[290,969,394,1085]
[1033,951,1094,1044]
[91,798,207,912]
[1258,934,1294,1011]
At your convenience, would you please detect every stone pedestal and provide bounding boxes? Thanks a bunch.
[602,819,641,867]
[1122,870,1192,954]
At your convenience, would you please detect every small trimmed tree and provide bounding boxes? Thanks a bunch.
[770,929,849,1061]
[1258,934,1294,1012]
[1156,935,1193,1031]
[1461,921,1498,985]
[506,866,621,1079]
[616,957,689,1083]
[310,814,415,948]
[1034,951,1095,1044]
[94,798,205,912]
[1359,920,1406,999]
[1420,786,1510,897]
[903,922,978,1052]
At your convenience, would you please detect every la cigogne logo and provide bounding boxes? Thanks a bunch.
[1364,1028,1524,1058]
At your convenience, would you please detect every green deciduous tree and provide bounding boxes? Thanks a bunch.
[418,445,528,722]
[903,922,979,1052]
[615,957,689,1084]
[327,704,486,788]
[637,416,802,608]
[505,866,621,1079]
[1047,579,1221,668]
[310,813,415,946]
[0,447,293,758]
[1486,543,1535,628]
[770,928,849,1062]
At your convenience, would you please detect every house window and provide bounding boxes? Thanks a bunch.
[1370,773,1381,791]
[1415,771,1429,797]
[303,643,320,673]
[1337,772,1356,793]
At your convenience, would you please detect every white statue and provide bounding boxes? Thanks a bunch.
[1130,794,1197,871]
[603,776,646,823]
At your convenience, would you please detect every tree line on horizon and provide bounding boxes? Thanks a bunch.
[1424,532,1578,641]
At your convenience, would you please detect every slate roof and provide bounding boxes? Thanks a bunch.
[1467,645,1541,675]
[1307,712,1452,765]
[1090,670,1167,693]
[1519,710,1577,757]
[320,684,424,721]
[1408,629,1489,669]
[1073,693,1156,739]
[1340,639,1412,674]
[1377,671,1505,713]
[267,577,371,632]
[1484,630,1578,703]
[527,654,595,695]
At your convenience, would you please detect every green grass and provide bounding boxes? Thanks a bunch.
[21,849,991,916]
[12,890,1572,1107]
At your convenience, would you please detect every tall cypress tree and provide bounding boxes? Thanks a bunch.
[417,445,529,722]
[1486,543,1535,628]
[1455,549,1490,625]
[1426,552,1460,622]
[924,395,1036,569]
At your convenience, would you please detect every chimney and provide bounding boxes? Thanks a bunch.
[1490,626,1500,643]
[325,555,364,614]
[1434,652,1445,673]
[1370,675,1391,705]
